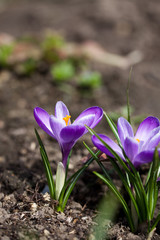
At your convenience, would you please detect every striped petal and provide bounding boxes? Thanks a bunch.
[92,134,124,160]
[135,116,160,141]
[55,101,70,121]
[34,107,55,138]
[60,124,85,143]
[123,137,139,162]
[49,115,65,141]
[133,150,155,168]
[117,117,134,147]
[74,106,103,134]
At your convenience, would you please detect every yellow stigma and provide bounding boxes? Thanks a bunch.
[136,138,140,143]
[63,115,71,126]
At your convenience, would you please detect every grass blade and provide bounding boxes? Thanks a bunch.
[147,148,159,221]
[103,111,122,147]
[93,171,135,232]
[83,141,112,181]
[60,151,100,211]
[150,214,160,232]
[127,67,132,124]
[35,129,55,199]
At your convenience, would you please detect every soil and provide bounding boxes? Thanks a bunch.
[0,0,160,239]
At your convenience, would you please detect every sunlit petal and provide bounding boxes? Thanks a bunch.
[49,115,65,141]
[117,117,134,147]
[34,107,55,138]
[135,116,160,141]
[142,127,160,151]
[74,106,103,130]
[73,114,95,134]
[55,101,70,120]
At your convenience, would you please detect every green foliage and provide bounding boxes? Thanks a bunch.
[86,117,160,234]
[51,60,75,82]
[0,44,13,67]
[42,34,65,62]
[35,129,55,199]
[42,34,65,51]
[35,128,99,212]
[78,71,101,89]
[19,58,37,76]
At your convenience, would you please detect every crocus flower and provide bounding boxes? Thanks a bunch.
[92,116,160,168]
[34,101,103,168]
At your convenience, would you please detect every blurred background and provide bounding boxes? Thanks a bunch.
[1,1,160,238]
[0,0,160,165]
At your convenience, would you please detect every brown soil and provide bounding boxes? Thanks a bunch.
[0,0,160,239]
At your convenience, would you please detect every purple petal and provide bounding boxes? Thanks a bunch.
[60,125,86,168]
[55,101,70,120]
[133,150,155,168]
[157,177,160,182]
[73,114,95,134]
[117,117,134,147]
[92,134,124,160]
[74,106,103,130]
[60,124,86,143]
[123,137,139,162]
[34,107,55,138]
[61,147,72,169]
[142,127,160,151]
[49,115,65,141]
[135,116,160,141]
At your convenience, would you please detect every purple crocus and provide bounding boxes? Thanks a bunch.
[92,116,160,168]
[34,101,103,168]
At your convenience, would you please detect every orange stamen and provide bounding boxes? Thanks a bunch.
[136,138,140,143]
[63,115,71,126]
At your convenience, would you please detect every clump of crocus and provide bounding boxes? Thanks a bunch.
[92,116,160,168]
[34,101,103,211]
[86,112,160,234]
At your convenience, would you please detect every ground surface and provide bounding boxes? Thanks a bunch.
[0,0,160,239]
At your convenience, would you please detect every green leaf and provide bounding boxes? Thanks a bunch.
[126,67,132,124]
[59,151,100,211]
[103,112,122,147]
[35,129,55,199]
[93,171,135,232]
[150,213,160,232]
[65,149,72,181]
[132,171,148,221]
[85,125,149,226]
[145,162,153,187]
[147,148,159,221]
[83,141,112,181]
[108,157,142,223]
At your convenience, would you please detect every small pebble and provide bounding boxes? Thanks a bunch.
[57,213,66,222]
[66,216,73,223]
[44,229,50,236]
[0,120,5,129]
[69,230,75,235]
[30,142,36,151]
[43,192,50,202]
[1,236,10,240]
[30,202,38,212]
[73,218,78,224]
[0,193,4,200]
